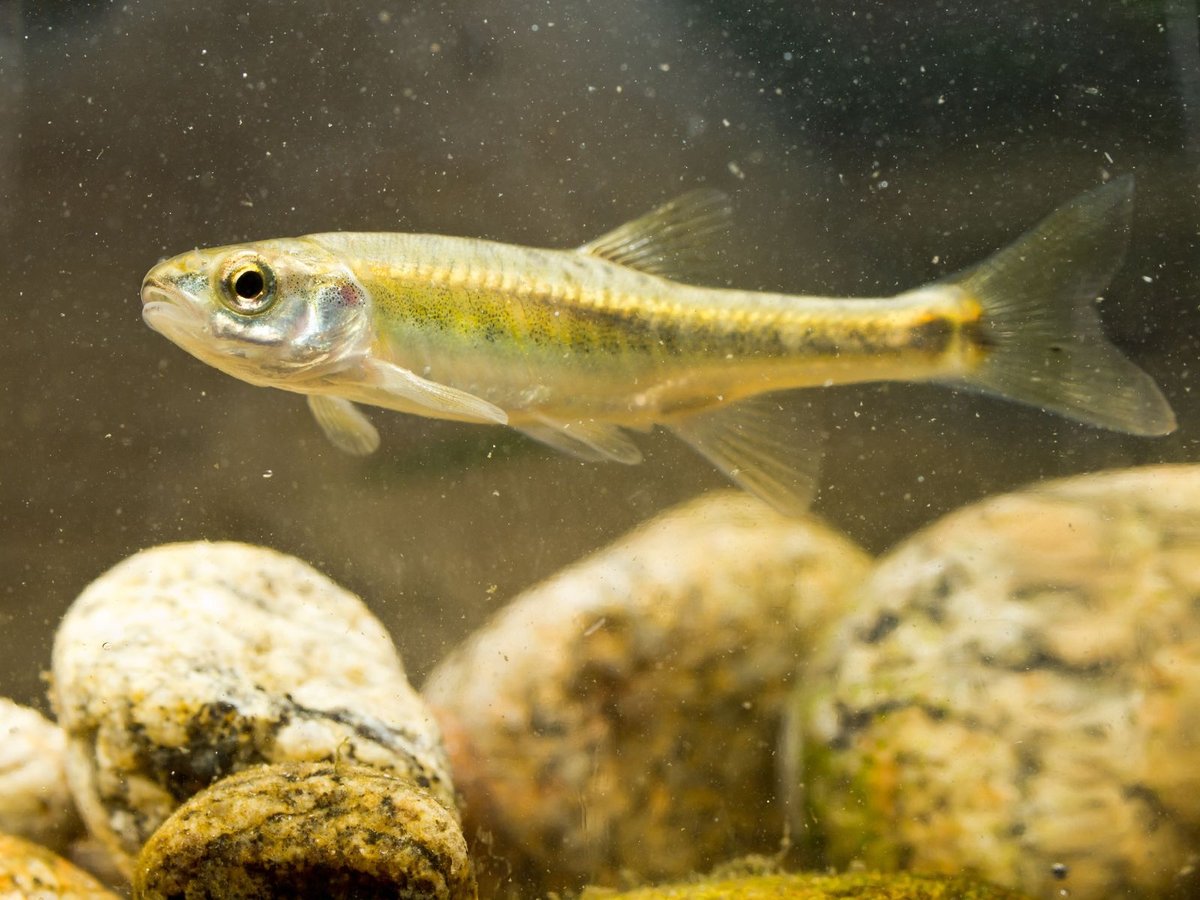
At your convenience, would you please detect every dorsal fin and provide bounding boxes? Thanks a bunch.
[578,189,732,283]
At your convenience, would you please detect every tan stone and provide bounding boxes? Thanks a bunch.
[0,832,120,898]
[424,491,872,893]
[133,762,474,899]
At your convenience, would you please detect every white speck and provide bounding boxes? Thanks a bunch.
[783,51,793,61]
[1142,275,1153,283]
[492,490,501,496]
[722,117,731,127]
[531,23,539,31]
[263,470,273,479]
[658,62,670,72]
[1104,151,1114,164]
[937,94,945,105]
[932,255,941,264]
[727,160,745,179]
[583,617,607,637]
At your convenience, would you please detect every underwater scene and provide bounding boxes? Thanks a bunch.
[2,0,1200,897]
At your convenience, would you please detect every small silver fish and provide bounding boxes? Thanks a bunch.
[141,177,1175,514]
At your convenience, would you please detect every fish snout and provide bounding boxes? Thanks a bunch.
[140,274,172,306]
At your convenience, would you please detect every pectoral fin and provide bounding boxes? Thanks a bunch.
[306,395,381,456]
[517,415,643,464]
[667,396,824,517]
[578,189,733,283]
[361,358,508,425]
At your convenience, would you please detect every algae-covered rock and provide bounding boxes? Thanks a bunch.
[51,541,454,874]
[0,831,122,898]
[133,762,475,899]
[794,465,1200,899]
[581,870,1031,899]
[0,697,82,852]
[424,492,872,893]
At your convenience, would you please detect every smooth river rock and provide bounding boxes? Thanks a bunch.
[51,541,455,875]
[0,831,121,898]
[134,762,476,899]
[794,464,1200,899]
[424,492,873,893]
[0,697,81,852]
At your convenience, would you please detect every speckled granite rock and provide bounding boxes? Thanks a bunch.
[51,541,455,875]
[0,832,121,898]
[0,698,81,852]
[794,464,1200,899]
[134,762,476,899]
[424,492,873,893]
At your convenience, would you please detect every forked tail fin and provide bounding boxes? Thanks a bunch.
[945,176,1176,435]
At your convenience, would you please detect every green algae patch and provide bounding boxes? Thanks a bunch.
[581,870,1032,899]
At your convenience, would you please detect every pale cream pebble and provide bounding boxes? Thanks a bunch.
[133,762,476,900]
[797,464,1200,900]
[0,698,82,853]
[51,541,454,876]
[0,832,120,899]
[424,491,873,894]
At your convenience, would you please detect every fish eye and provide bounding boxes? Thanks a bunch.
[221,258,275,314]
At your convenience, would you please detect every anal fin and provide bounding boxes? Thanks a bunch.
[307,395,381,456]
[667,395,824,516]
[516,415,643,464]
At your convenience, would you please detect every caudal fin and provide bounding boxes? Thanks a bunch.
[946,176,1176,435]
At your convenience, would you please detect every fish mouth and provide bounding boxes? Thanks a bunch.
[140,280,204,341]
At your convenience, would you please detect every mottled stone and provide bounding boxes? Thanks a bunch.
[51,542,453,875]
[424,492,872,893]
[134,762,475,900]
[0,698,81,852]
[795,465,1200,899]
[0,832,120,898]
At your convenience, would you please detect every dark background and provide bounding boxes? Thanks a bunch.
[2,0,1197,705]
